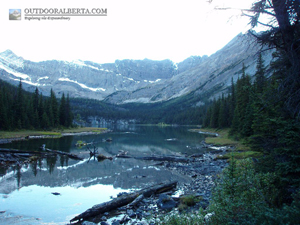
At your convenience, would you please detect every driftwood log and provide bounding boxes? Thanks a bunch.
[116,154,192,163]
[0,147,83,164]
[0,148,48,163]
[70,181,178,223]
[0,148,50,155]
[44,148,83,160]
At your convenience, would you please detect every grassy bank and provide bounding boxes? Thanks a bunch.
[0,127,107,140]
[191,128,262,160]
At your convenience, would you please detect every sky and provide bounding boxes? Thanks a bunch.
[1,0,257,64]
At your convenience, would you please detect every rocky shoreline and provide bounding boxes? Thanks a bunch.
[77,144,230,225]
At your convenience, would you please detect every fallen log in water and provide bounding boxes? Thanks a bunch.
[116,154,192,163]
[136,155,192,163]
[0,147,83,163]
[70,181,178,223]
[44,148,83,160]
[0,148,49,164]
[0,148,45,155]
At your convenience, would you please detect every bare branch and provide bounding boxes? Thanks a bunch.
[256,19,277,28]
[243,8,276,17]
[243,12,276,28]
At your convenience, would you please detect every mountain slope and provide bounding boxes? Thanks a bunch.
[0,32,273,105]
[104,32,274,104]
[0,51,181,99]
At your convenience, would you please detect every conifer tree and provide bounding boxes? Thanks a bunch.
[254,52,266,94]
[0,89,7,130]
[33,87,39,112]
[50,89,59,127]
[41,111,50,129]
[248,0,300,118]
[242,96,254,137]
[203,107,212,127]
[59,93,66,127]
[1,86,11,130]
[218,94,228,128]
[65,93,73,127]
[228,78,235,126]
[234,65,252,136]
[15,79,26,129]
[210,98,220,128]
[46,99,54,128]
[38,93,45,128]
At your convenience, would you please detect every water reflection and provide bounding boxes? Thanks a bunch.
[0,125,206,224]
[1,184,129,224]
[1,125,206,190]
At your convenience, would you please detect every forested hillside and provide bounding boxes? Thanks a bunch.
[203,50,300,196]
[70,91,209,125]
[190,0,300,223]
[0,79,73,130]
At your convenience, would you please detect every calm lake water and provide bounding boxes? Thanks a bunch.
[0,125,207,224]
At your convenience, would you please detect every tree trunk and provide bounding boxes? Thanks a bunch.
[116,154,192,163]
[70,181,177,223]
[0,148,83,161]
[44,148,83,160]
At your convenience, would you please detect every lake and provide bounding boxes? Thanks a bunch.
[0,125,207,224]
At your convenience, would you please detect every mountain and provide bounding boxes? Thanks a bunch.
[0,51,182,100]
[0,32,273,105]
[104,32,274,104]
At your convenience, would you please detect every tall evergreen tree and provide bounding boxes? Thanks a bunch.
[210,98,220,128]
[1,86,11,130]
[33,87,39,112]
[41,111,50,129]
[248,0,300,118]
[38,93,45,128]
[50,89,59,127]
[254,52,266,94]
[238,66,252,135]
[203,106,212,127]
[15,79,26,129]
[59,93,66,126]
[65,93,73,127]
[218,94,228,128]
[228,78,236,126]
[0,88,8,130]
[46,99,54,128]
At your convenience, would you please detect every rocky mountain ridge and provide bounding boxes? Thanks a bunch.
[0,32,274,104]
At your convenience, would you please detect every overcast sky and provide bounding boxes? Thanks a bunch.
[1,0,256,64]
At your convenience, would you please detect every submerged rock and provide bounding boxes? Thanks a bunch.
[82,221,97,225]
[157,194,177,210]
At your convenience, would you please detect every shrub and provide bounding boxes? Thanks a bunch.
[160,157,300,225]
[207,158,280,224]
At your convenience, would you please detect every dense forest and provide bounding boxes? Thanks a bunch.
[185,0,300,224]
[0,79,73,130]
[70,90,208,125]
[0,78,206,129]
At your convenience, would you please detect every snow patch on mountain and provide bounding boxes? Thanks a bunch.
[58,78,106,92]
[149,79,161,83]
[0,63,29,80]
[37,76,49,81]
[88,65,100,70]
[10,77,40,86]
